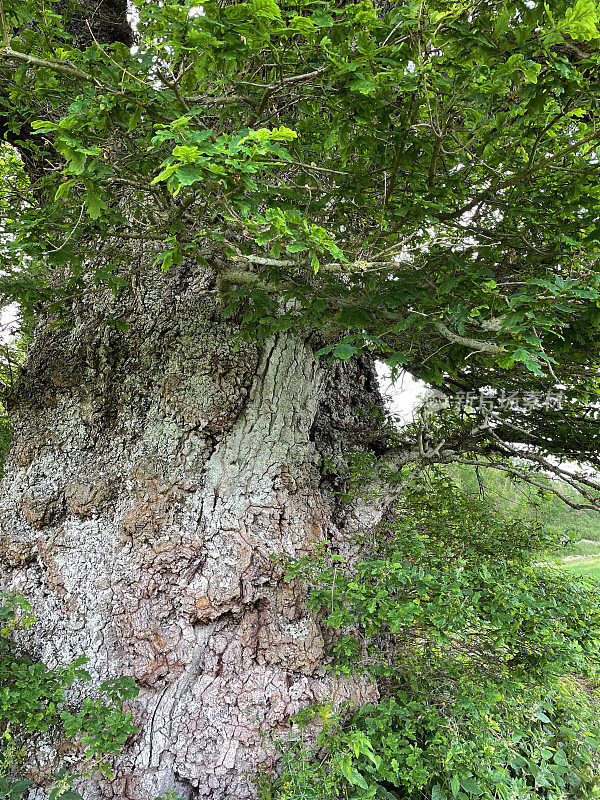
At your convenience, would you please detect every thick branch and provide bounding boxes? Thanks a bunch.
[432,320,506,354]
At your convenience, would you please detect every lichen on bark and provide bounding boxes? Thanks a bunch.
[0,259,386,799]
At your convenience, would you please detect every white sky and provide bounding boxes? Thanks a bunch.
[377,363,425,423]
[0,304,18,341]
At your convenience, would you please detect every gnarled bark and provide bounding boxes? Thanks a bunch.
[0,259,384,799]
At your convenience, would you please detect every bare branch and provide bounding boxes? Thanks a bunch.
[444,456,600,511]
[432,320,506,354]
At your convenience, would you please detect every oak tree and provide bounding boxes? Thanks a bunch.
[1,0,600,797]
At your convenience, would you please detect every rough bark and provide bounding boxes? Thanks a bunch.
[0,256,385,799]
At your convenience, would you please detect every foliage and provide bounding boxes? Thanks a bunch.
[447,464,600,555]
[264,469,600,800]
[1,1,600,463]
[0,593,138,797]
[259,681,600,800]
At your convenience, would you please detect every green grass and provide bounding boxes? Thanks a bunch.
[561,556,600,581]
[562,539,600,557]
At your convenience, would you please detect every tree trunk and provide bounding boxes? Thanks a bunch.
[0,258,384,799]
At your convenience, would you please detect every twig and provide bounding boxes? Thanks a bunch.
[438,129,600,222]
[444,456,600,511]
[47,202,86,253]
[85,20,151,88]
[157,68,191,113]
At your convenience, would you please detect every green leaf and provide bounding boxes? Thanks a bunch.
[460,778,482,797]
[3,781,30,800]
[84,187,106,220]
[67,149,87,175]
[30,120,58,133]
[553,749,569,766]
[54,178,78,201]
[333,343,358,360]
[559,0,600,41]
[289,15,319,36]
[175,164,205,185]
[151,164,178,184]
[314,344,335,357]
[285,242,308,253]
[310,9,334,26]
[251,0,282,21]
[522,61,542,83]
[172,145,200,161]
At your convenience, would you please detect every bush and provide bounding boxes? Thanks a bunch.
[264,469,600,800]
[0,593,138,798]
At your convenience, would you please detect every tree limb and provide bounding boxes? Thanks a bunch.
[0,47,91,81]
[432,320,506,354]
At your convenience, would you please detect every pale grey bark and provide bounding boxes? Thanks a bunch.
[0,259,385,799]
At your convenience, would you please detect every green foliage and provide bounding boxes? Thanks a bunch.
[260,682,600,800]
[265,469,600,800]
[447,465,600,556]
[0,594,138,795]
[3,0,600,398]
[1,0,600,464]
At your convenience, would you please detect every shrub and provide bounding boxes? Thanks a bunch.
[265,469,600,800]
[0,593,138,798]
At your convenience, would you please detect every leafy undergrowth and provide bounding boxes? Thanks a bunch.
[261,469,600,800]
[0,594,139,798]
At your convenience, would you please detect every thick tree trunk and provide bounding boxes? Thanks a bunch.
[0,258,384,799]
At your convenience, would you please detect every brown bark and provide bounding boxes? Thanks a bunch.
[0,257,385,799]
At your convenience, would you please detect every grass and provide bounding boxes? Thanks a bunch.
[563,539,600,557]
[560,556,600,582]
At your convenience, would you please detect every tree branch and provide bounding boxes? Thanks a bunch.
[437,129,600,222]
[0,47,91,81]
[432,320,506,354]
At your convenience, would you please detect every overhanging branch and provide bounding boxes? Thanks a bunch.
[432,320,506,354]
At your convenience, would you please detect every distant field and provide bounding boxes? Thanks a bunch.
[561,556,600,581]
[564,539,600,557]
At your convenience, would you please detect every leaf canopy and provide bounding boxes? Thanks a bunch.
[2,0,600,465]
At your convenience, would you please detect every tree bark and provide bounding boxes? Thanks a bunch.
[0,257,384,799]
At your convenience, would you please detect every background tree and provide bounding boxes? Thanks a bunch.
[1,0,600,798]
